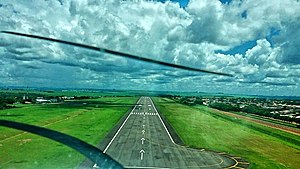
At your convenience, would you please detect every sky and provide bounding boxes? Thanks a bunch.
[0,0,300,96]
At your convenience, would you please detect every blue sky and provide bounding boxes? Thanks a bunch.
[160,0,190,7]
[219,0,233,4]
[1,0,300,96]
[216,26,281,55]
[165,0,279,56]
[161,0,234,7]
[166,0,278,56]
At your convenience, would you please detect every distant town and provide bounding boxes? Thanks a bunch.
[168,95,300,125]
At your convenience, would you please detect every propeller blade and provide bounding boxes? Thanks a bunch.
[1,31,233,77]
[0,120,123,169]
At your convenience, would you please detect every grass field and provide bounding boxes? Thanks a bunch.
[0,97,137,169]
[233,111,299,129]
[153,97,300,169]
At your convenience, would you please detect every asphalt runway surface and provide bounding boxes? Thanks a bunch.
[88,97,248,169]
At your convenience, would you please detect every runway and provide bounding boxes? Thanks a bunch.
[91,97,244,168]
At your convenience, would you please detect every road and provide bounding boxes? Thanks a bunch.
[92,97,245,168]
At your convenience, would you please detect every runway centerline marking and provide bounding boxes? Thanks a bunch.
[140,149,145,160]
[148,97,175,144]
[141,137,145,145]
[103,97,142,153]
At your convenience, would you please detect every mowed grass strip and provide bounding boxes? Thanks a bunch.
[0,97,137,169]
[231,111,299,129]
[153,97,300,169]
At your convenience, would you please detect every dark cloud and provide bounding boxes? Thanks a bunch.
[265,82,296,86]
[4,53,40,61]
[214,78,234,82]
[265,70,288,78]
[240,81,296,86]
[275,17,300,64]
[21,64,41,69]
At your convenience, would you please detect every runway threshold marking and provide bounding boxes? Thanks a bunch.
[149,97,175,144]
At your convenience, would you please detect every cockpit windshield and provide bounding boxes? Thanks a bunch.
[1,0,300,169]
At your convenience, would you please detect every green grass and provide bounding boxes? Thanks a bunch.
[153,97,300,169]
[233,111,299,128]
[0,97,137,169]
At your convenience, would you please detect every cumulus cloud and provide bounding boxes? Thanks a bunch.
[0,0,300,95]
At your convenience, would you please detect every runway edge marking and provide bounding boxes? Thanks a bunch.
[93,97,142,168]
[148,97,175,144]
[103,97,142,153]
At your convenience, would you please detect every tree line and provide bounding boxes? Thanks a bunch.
[209,102,300,124]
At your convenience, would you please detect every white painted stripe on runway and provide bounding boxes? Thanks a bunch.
[148,97,175,144]
[103,97,142,153]
[94,98,142,168]
[124,166,170,169]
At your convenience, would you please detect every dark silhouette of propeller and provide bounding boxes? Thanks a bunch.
[1,31,233,77]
